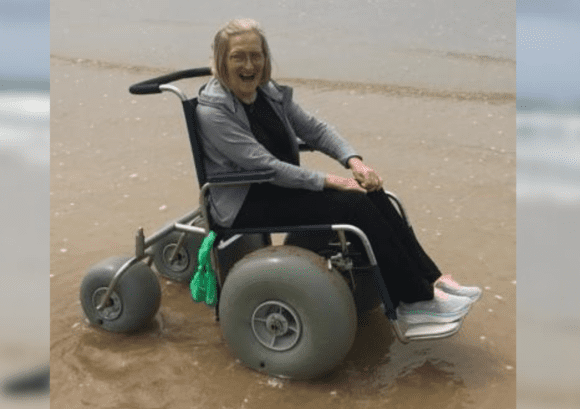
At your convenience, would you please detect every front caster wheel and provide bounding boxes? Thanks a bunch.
[80,256,161,333]
[151,229,204,283]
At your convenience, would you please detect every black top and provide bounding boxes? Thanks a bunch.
[242,89,299,166]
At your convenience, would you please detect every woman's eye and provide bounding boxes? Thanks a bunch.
[230,53,263,63]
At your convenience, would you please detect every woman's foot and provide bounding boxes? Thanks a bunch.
[435,274,482,302]
[397,288,471,324]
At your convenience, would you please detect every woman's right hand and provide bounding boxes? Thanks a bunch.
[324,174,366,193]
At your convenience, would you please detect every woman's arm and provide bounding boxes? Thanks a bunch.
[197,104,326,191]
[286,99,360,168]
[286,99,384,192]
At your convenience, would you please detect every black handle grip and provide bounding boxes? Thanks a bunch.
[129,67,212,95]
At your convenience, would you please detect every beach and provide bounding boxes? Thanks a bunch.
[50,54,516,408]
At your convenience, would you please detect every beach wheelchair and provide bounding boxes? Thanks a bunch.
[79,68,466,380]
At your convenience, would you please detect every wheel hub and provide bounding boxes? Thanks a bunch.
[251,300,301,352]
[92,288,122,320]
[162,244,189,272]
[265,313,289,336]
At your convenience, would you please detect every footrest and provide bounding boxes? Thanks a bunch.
[404,320,463,340]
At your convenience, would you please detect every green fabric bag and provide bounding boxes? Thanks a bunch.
[190,231,218,306]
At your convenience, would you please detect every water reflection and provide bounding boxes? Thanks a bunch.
[387,360,471,407]
[279,309,506,407]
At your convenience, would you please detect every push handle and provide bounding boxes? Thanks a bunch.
[129,67,212,95]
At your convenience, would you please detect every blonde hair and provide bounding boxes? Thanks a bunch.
[211,19,272,89]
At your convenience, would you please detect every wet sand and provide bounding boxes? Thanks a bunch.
[50,56,516,408]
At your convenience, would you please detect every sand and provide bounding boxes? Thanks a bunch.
[50,55,516,408]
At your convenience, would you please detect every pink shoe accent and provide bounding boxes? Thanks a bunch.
[437,274,461,290]
[435,276,483,302]
[434,287,449,301]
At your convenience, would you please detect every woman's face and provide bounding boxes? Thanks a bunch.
[225,31,265,102]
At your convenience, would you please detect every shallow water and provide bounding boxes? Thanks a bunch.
[51,301,513,409]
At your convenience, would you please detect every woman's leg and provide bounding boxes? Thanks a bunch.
[366,190,442,285]
[366,190,483,306]
[232,184,435,307]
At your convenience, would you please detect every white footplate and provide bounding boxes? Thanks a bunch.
[404,319,463,340]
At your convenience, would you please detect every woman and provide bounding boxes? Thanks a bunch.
[196,19,481,325]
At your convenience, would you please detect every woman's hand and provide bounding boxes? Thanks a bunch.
[324,174,367,193]
[347,157,383,192]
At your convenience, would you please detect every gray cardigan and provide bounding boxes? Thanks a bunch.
[196,78,360,227]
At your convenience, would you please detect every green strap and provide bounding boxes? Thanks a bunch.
[190,231,218,306]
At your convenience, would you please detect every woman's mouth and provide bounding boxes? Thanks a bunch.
[240,73,256,82]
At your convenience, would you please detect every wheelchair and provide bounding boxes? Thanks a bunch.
[79,67,466,380]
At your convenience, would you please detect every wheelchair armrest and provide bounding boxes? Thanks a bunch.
[206,169,276,185]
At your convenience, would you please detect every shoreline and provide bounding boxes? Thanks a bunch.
[50,54,515,104]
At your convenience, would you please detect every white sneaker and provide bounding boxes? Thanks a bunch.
[397,288,471,324]
[435,275,482,302]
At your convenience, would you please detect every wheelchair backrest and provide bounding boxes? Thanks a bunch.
[181,97,208,188]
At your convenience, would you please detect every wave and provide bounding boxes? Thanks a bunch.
[50,54,515,103]
[518,112,580,203]
[0,92,49,165]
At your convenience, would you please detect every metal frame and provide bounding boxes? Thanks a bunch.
[95,208,204,311]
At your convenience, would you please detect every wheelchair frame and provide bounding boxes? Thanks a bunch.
[92,67,465,344]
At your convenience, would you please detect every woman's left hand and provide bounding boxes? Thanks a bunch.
[347,157,383,192]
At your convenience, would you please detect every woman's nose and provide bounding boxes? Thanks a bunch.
[243,56,253,69]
